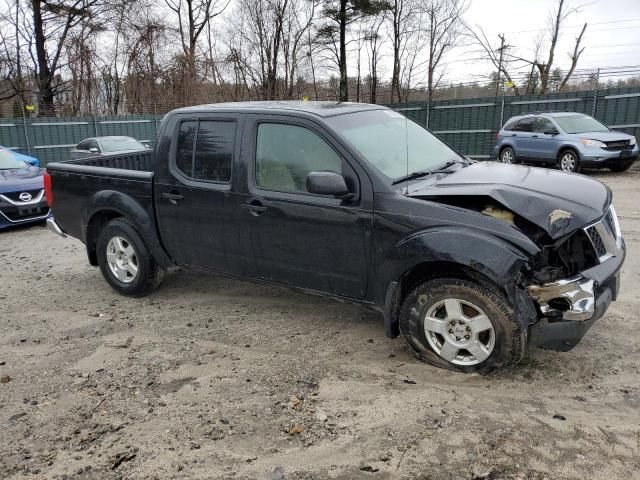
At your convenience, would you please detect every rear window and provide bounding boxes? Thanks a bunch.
[175,120,235,183]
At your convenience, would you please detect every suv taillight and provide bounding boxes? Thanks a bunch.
[44,171,53,206]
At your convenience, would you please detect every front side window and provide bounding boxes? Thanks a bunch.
[175,120,234,182]
[533,118,554,133]
[554,115,609,134]
[255,123,342,193]
[326,110,461,180]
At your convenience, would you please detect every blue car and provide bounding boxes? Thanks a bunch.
[0,149,50,230]
[0,145,40,167]
[494,112,638,173]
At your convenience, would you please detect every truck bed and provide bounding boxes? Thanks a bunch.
[46,151,155,243]
[61,150,154,172]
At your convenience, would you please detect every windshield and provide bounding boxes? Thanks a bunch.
[327,110,462,180]
[100,137,146,152]
[554,115,609,134]
[0,149,28,170]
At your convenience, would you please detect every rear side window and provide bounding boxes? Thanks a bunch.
[503,119,519,131]
[175,120,234,183]
[515,118,534,132]
[255,123,342,193]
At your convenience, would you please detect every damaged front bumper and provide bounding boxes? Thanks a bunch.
[526,242,624,352]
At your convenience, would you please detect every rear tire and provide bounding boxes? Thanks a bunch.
[610,161,634,173]
[96,218,166,297]
[399,278,526,373]
[500,147,517,164]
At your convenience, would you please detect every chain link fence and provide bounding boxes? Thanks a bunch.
[1,86,639,166]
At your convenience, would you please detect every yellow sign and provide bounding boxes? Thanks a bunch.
[504,81,514,88]
[25,104,35,112]
[302,96,309,102]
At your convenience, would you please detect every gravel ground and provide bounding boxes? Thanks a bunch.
[1,169,639,480]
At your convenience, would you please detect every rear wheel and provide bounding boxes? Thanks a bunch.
[96,218,165,296]
[500,147,516,164]
[399,278,526,373]
[610,161,634,172]
[558,149,581,173]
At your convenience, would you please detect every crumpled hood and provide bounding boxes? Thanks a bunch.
[0,167,44,194]
[408,162,610,239]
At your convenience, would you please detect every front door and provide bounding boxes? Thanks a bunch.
[241,115,373,299]
[155,113,244,272]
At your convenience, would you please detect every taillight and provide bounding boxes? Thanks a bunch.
[44,171,53,206]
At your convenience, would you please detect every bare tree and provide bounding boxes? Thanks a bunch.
[164,0,230,103]
[317,0,388,101]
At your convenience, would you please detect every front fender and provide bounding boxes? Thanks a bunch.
[374,226,540,337]
[82,190,171,267]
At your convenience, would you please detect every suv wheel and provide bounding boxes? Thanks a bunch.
[399,278,526,373]
[96,218,166,296]
[558,150,581,173]
[500,147,516,164]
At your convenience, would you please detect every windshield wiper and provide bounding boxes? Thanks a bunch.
[392,159,462,185]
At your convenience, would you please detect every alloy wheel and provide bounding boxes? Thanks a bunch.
[423,298,496,366]
[560,152,577,172]
[501,149,514,164]
[106,236,139,283]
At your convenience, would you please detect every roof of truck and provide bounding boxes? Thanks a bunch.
[172,101,385,118]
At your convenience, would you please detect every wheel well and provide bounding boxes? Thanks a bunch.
[557,146,579,161]
[86,210,122,265]
[498,145,513,158]
[399,261,501,301]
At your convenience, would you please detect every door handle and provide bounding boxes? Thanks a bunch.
[532,134,539,138]
[162,192,184,205]
[242,201,268,216]
[511,134,517,137]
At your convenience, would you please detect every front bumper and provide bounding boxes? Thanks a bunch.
[526,239,624,351]
[580,145,639,167]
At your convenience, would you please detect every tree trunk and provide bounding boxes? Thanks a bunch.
[338,0,348,102]
[33,0,55,115]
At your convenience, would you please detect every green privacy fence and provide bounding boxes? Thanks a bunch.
[392,86,640,159]
[1,86,639,166]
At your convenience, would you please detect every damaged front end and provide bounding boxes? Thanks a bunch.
[418,193,625,351]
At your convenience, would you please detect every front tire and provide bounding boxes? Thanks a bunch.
[399,278,526,373]
[558,149,581,173]
[96,218,166,297]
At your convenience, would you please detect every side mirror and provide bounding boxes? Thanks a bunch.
[89,147,99,153]
[544,128,559,136]
[306,171,353,199]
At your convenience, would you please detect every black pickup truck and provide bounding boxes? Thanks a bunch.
[45,101,625,372]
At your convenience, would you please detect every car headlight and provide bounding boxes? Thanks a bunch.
[630,136,636,146]
[580,138,606,148]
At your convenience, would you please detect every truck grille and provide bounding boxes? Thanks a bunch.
[584,206,622,262]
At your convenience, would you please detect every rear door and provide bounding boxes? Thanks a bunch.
[530,117,559,161]
[240,115,373,299]
[155,113,244,271]
[512,117,536,160]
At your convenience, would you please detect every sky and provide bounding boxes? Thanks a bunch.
[442,0,640,85]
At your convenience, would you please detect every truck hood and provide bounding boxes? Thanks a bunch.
[407,162,610,239]
[0,166,44,194]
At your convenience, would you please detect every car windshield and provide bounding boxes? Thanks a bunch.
[0,149,28,169]
[100,137,146,152]
[554,115,609,134]
[327,110,461,180]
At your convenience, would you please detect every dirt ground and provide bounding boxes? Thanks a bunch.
[1,169,639,480]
